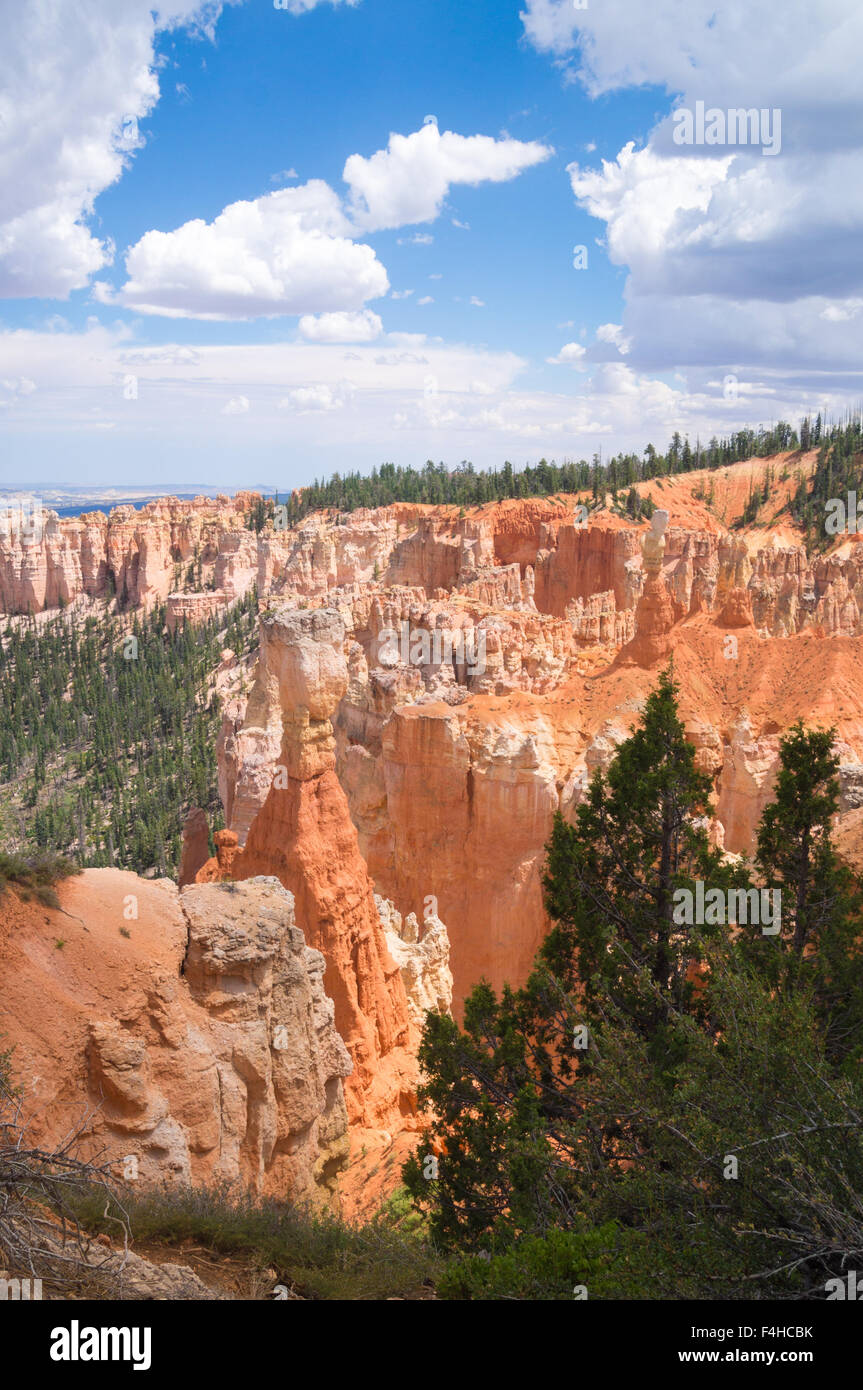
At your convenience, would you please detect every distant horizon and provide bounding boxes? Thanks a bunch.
[0,482,279,496]
[0,417,829,505]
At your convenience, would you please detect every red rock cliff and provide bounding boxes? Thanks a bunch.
[209,607,420,1131]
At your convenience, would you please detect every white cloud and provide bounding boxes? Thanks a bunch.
[118,345,202,366]
[118,182,389,318]
[469,296,485,307]
[397,232,434,246]
[273,0,360,12]
[0,0,378,302]
[821,301,863,322]
[522,0,862,113]
[0,319,847,476]
[386,332,427,346]
[344,123,554,232]
[0,1,244,299]
[595,323,631,355]
[568,143,733,270]
[533,1,863,398]
[298,309,383,342]
[278,382,352,413]
[417,296,434,306]
[221,395,250,414]
[0,377,37,396]
[519,0,584,59]
[106,120,552,320]
[547,342,587,367]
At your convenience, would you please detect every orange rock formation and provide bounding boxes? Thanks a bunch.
[5,453,863,1219]
[212,457,863,1017]
[197,608,423,1133]
[0,873,352,1204]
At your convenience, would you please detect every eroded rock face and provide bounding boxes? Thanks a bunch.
[178,807,210,888]
[180,878,352,1197]
[376,896,453,1027]
[205,608,422,1132]
[622,511,675,668]
[166,591,227,633]
[715,712,781,855]
[195,828,240,882]
[0,493,260,615]
[7,475,863,650]
[0,871,351,1206]
[207,483,863,1022]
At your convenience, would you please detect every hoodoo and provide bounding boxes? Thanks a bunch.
[200,607,424,1132]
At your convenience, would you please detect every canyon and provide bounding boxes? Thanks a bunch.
[2,450,863,1217]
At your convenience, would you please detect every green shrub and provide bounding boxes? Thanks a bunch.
[438,1222,648,1301]
[70,1182,441,1301]
[0,849,80,908]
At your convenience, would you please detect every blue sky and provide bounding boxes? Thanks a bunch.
[1,0,861,489]
[90,0,641,364]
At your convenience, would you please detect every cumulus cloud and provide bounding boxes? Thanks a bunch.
[0,0,377,302]
[522,0,862,119]
[527,1,863,398]
[118,182,389,318]
[0,1,244,299]
[298,309,383,342]
[344,122,554,231]
[568,144,733,270]
[221,395,250,414]
[109,121,551,320]
[547,342,587,367]
[278,382,353,412]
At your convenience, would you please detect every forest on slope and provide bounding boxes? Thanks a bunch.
[0,591,258,876]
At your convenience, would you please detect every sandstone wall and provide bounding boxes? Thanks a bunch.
[0,871,352,1205]
[202,607,429,1133]
[0,493,256,615]
[213,489,863,1018]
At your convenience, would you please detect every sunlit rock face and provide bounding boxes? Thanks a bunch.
[9,460,863,1223]
[214,469,863,1030]
[0,872,352,1206]
[0,493,257,615]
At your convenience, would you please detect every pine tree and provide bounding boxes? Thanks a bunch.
[404,681,863,1293]
[542,668,744,1050]
[404,670,747,1246]
[753,722,863,1062]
